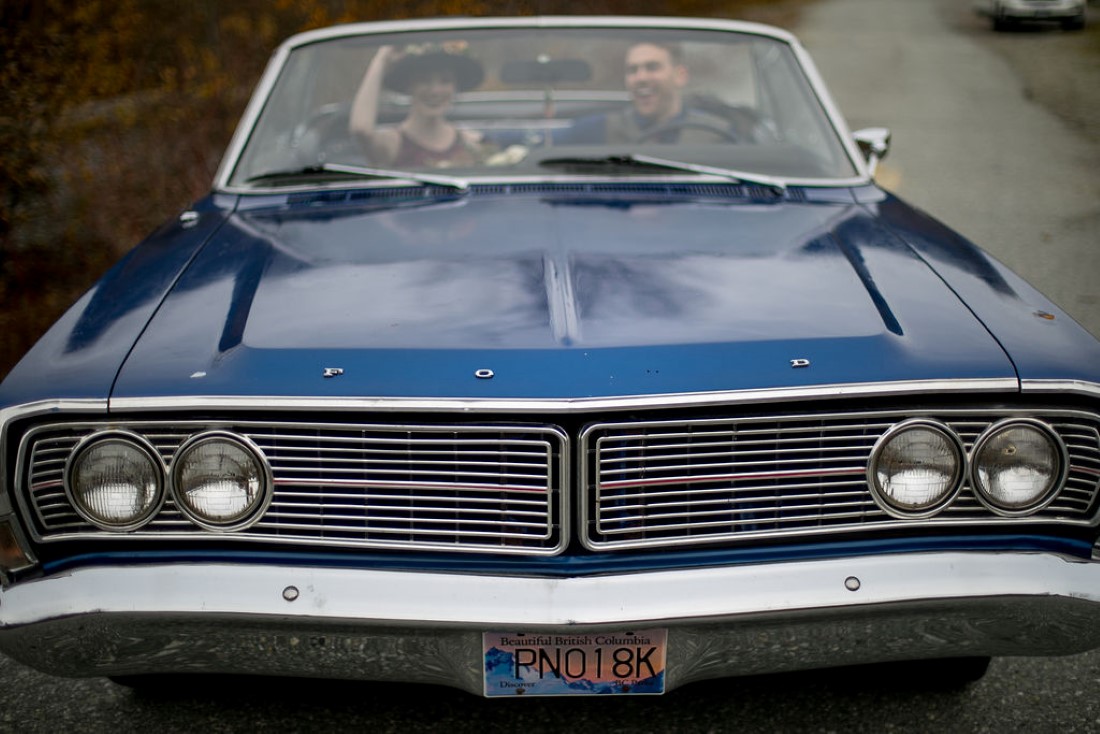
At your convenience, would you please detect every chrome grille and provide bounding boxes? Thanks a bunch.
[581,411,1100,550]
[21,421,567,555]
[17,409,1100,556]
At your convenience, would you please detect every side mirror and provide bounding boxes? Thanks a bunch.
[853,127,891,175]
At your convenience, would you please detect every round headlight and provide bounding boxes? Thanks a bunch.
[171,432,271,530]
[66,432,164,531]
[971,419,1065,514]
[868,420,964,517]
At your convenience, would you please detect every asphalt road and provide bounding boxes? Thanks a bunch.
[4,1,1100,732]
[800,0,1100,339]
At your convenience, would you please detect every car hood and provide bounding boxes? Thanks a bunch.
[112,190,1016,400]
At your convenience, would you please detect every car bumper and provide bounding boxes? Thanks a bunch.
[997,1,1084,19]
[2,551,1100,695]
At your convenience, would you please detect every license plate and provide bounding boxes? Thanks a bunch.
[483,629,667,697]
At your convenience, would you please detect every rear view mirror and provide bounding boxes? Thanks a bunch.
[500,58,592,84]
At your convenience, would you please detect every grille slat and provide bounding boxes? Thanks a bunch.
[273,479,551,495]
[599,445,871,467]
[599,458,867,482]
[272,465,549,481]
[252,519,548,540]
[599,486,872,511]
[274,489,550,506]
[599,508,878,535]
[268,502,549,520]
[263,510,549,528]
[596,476,868,502]
[251,432,550,448]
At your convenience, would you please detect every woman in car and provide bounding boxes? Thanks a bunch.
[349,43,485,168]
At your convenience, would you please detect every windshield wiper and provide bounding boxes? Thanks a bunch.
[244,162,469,192]
[537,154,786,196]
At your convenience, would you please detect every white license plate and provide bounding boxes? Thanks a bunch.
[483,629,667,697]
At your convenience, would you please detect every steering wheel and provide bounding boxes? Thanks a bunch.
[290,104,367,166]
[635,119,739,144]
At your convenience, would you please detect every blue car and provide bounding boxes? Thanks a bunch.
[2,16,1100,697]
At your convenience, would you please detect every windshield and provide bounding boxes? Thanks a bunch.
[227,25,859,188]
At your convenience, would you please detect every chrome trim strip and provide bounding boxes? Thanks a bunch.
[1,552,1098,628]
[1022,380,1100,400]
[106,378,1020,416]
[544,254,582,346]
[0,399,109,429]
[281,16,800,48]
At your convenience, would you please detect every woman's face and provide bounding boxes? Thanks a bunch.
[408,70,457,117]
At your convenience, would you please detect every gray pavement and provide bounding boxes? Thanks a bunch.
[798,0,1100,338]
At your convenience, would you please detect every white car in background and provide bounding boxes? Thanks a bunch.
[980,0,1087,30]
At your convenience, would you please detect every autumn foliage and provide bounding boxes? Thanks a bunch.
[0,0,804,378]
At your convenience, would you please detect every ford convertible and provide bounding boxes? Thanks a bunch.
[2,16,1100,697]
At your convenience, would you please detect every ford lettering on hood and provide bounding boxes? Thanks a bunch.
[109,191,1019,400]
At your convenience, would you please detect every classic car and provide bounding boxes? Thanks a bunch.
[2,16,1100,698]
[978,0,1087,30]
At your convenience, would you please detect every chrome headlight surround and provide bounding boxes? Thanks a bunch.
[169,431,272,532]
[867,419,966,518]
[969,418,1067,516]
[64,431,166,532]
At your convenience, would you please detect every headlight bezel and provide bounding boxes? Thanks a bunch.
[169,430,273,532]
[867,419,966,519]
[63,430,167,532]
[969,418,1067,516]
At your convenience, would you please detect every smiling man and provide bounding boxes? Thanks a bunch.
[622,43,689,133]
[565,41,733,144]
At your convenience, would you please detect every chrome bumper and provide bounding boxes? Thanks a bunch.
[2,551,1100,695]
[999,0,1083,18]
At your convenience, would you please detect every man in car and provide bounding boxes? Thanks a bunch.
[566,41,732,144]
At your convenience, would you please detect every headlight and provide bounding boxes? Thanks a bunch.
[171,432,271,530]
[868,420,964,517]
[971,419,1065,515]
[65,432,165,531]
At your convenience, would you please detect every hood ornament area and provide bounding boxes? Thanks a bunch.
[322,368,345,378]
[475,369,495,380]
[790,359,811,369]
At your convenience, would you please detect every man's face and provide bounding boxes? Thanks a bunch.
[625,44,687,123]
